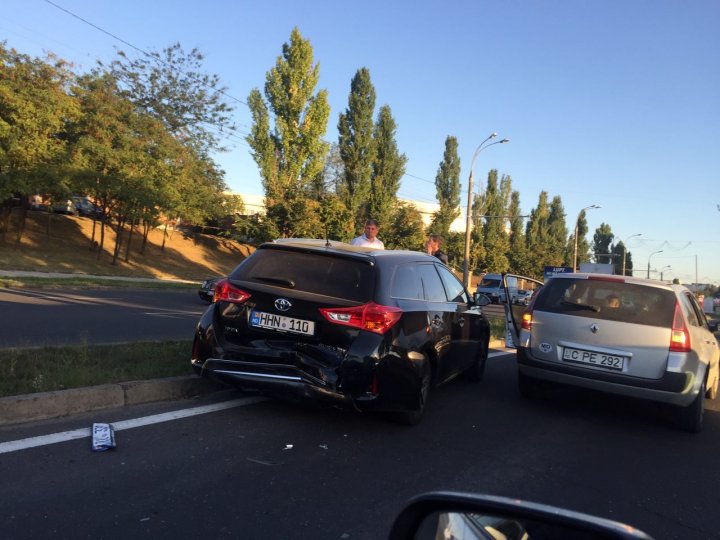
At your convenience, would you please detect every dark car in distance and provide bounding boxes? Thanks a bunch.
[198,277,221,302]
[192,240,491,424]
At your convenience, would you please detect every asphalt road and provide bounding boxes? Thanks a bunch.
[0,288,209,348]
[2,351,719,539]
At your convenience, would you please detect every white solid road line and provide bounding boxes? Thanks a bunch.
[0,396,266,455]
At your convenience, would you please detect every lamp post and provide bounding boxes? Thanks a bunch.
[660,265,672,282]
[462,134,509,288]
[647,249,664,279]
[572,205,600,272]
[621,233,642,276]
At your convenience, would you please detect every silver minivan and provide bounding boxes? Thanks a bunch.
[503,273,719,432]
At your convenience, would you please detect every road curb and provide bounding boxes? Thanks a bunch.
[0,376,227,427]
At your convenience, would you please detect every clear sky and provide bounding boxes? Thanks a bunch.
[3,0,719,284]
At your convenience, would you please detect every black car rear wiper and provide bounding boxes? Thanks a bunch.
[560,300,600,312]
[253,276,296,288]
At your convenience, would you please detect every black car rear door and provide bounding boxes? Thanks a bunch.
[417,263,477,383]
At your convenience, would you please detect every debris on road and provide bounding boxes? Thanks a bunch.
[91,423,116,452]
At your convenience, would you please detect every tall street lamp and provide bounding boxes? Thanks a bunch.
[462,134,509,288]
[572,205,600,272]
[647,249,664,279]
[621,233,642,276]
[660,265,672,282]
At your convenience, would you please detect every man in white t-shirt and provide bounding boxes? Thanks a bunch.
[350,219,384,249]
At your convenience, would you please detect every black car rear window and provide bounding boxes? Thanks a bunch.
[533,278,676,327]
[230,249,374,302]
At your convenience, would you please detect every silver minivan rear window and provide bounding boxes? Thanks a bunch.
[533,278,675,327]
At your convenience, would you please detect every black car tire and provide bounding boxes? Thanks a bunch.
[465,337,489,382]
[518,370,543,399]
[675,378,705,433]
[393,360,431,426]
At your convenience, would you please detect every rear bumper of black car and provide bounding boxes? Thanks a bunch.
[193,357,359,408]
[191,342,426,413]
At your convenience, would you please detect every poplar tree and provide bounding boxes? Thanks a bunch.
[369,104,406,229]
[546,195,568,265]
[431,136,461,237]
[592,223,615,264]
[338,67,376,229]
[566,210,590,267]
[525,191,551,277]
[507,190,530,274]
[246,28,330,237]
[480,170,511,272]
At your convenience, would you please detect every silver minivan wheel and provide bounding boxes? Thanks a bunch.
[518,371,543,399]
[676,378,705,433]
[705,369,719,400]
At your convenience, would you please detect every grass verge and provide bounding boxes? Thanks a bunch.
[0,276,197,290]
[1,340,193,398]
[489,317,506,342]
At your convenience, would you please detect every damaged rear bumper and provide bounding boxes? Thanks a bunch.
[193,357,360,409]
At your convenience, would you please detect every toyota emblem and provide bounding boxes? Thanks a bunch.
[590,323,599,334]
[275,298,292,312]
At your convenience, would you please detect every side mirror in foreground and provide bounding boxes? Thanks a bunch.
[388,492,653,540]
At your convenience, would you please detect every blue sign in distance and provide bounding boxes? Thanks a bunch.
[544,266,573,280]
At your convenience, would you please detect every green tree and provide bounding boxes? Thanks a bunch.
[369,105,406,228]
[480,170,511,272]
[525,191,551,277]
[337,67,376,228]
[546,195,567,265]
[69,72,165,262]
[566,210,591,268]
[611,241,629,275]
[431,136,461,237]
[0,43,78,244]
[507,190,530,274]
[592,223,614,264]
[318,193,354,242]
[469,192,486,276]
[383,202,426,250]
[246,28,330,238]
[104,42,234,156]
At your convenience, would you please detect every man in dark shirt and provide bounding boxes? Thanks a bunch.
[425,234,449,265]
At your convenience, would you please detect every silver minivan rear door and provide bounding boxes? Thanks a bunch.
[503,273,543,348]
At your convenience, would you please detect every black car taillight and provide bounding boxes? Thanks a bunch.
[319,302,402,335]
[213,278,251,304]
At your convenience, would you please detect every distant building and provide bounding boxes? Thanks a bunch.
[234,193,466,232]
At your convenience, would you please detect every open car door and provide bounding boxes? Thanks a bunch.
[502,273,543,348]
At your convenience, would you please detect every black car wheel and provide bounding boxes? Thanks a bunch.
[394,360,431,426]
[465,337,489,382]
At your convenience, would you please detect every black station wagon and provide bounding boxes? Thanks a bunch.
[191,240,491,424]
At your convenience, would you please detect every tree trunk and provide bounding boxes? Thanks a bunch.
[161,218,168,250]
[97,219,106,261]
[124,217,136,263]
[112,216,125,265]
[0,206,9,244]
[141,220,150,254]
[13,199,29,250]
